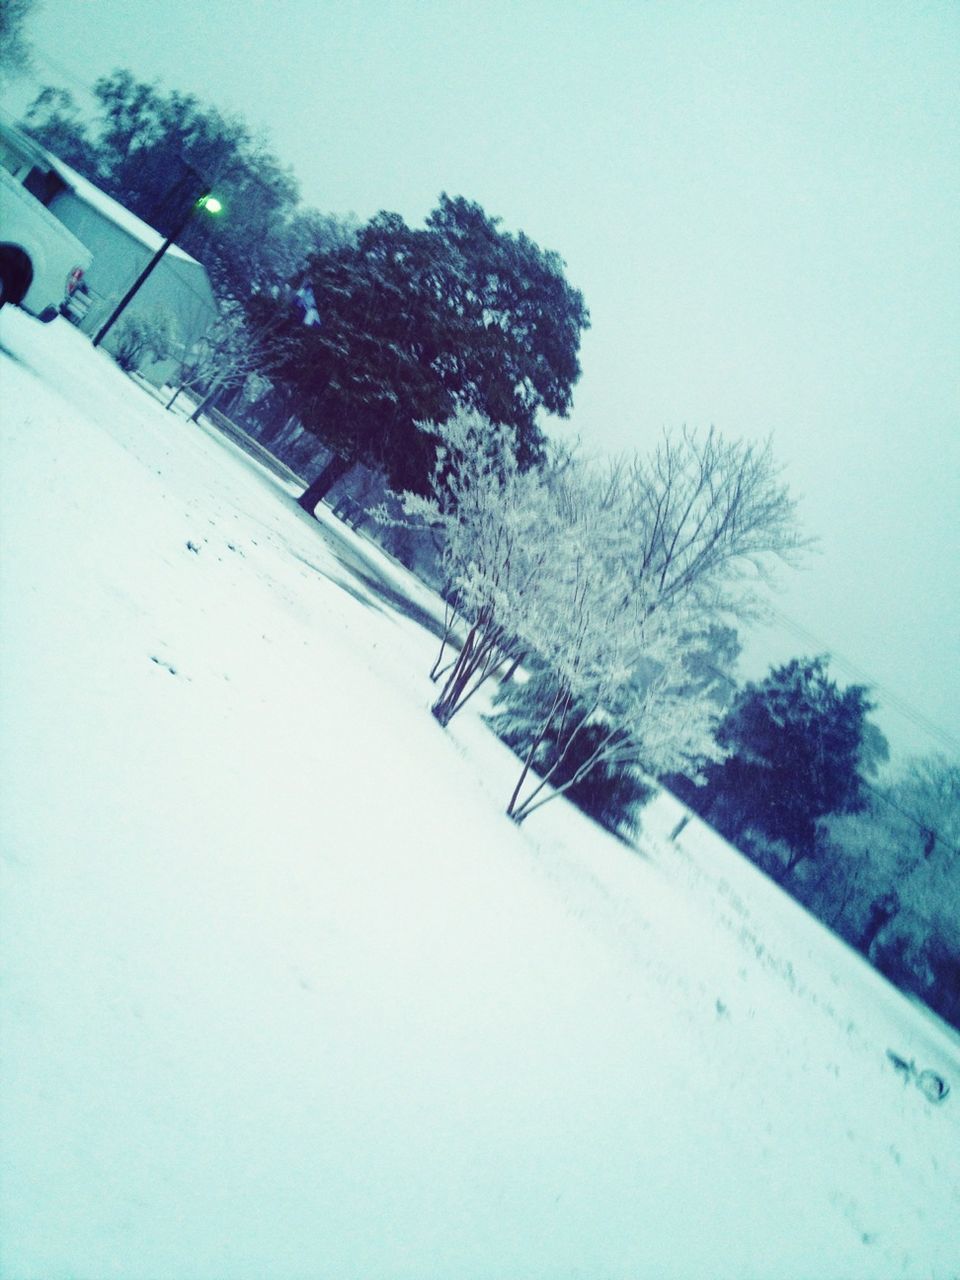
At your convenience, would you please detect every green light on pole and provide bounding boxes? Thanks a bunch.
[93,189,223,348]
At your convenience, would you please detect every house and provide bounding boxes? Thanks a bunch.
[0,114,218,385]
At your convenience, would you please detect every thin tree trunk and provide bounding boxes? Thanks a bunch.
[297,454,353,516]
[165,383,185,411]
[501,653,523,685]
[431,625,481,725]
[430,598,460,681]
[430,617,510,725]
[508,701,611,824]
[506,688,568,819]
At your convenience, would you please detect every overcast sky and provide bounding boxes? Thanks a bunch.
[4,0,958,764]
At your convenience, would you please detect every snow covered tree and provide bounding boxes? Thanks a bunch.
[404,420,804,824]
[489,665,650,836]
[812,756,960,1027]
[496,429,806,824]
[491,623,739,836]
[389,409,564,726]
[498,476,726,824]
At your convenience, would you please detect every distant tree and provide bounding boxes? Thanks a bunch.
[0,0,34,79]
[683,657,884,872]
[256,194,590,512]
[813,756,960,1027]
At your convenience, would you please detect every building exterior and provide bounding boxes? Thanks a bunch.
[0,115,218,385]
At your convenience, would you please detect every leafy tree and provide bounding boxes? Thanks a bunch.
[256,194,590,511]
[20,86,102,172]
[681,656,884,871]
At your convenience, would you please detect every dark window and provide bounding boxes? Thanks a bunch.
[23,165,67,206]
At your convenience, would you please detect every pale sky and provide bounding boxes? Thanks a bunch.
[4,0,958,764]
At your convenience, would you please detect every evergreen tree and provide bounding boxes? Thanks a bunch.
[256,194,590,511]
[681,656,881,870]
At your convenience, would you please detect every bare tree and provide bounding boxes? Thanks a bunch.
[621,426,811,619]
[164,302,290,420]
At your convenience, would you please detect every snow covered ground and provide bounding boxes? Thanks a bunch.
[1,308,958,1280]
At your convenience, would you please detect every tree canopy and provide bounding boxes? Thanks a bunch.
[681,656,885,866]
[257,194,590,502]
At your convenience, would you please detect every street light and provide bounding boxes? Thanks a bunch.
[92,187,222,349]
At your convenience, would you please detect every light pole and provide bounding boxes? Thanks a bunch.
[92,191,222,349]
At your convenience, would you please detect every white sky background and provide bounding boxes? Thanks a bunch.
[4,0,958,764]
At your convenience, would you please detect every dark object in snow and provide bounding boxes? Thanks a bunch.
[886,1050,950,1104]
[149,656,177,676]
[186,540,200,553]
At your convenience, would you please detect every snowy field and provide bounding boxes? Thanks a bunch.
[1,309,958,1280]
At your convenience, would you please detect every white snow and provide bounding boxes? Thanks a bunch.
[1,308,958,1280]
